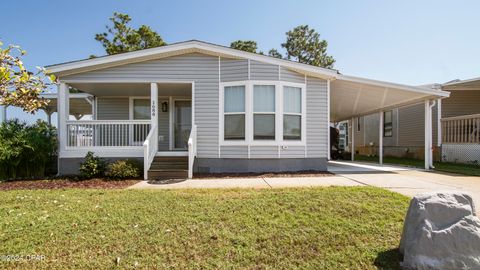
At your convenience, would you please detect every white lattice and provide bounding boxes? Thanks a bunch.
[442,144,480,164]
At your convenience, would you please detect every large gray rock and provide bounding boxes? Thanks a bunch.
[399,192,480,270]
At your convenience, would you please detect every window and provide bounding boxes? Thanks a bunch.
[283,86,302,140]
[224,86,245,140]
[383,110,393,137]
[133,99,151,120]
[253,85,275,140]
[356,117,361,132]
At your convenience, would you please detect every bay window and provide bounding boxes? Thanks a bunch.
[283,86,302,140]
[253,85,275,140]
[224,85,246,140]
[221,81,305,144]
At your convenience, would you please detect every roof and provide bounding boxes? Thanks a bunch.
[47,40,339,79]
[442,76,480,90]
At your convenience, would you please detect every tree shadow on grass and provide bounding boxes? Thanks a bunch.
[374,248,403,270]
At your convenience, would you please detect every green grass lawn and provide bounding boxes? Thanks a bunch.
[354,155,480,176]
[0,187,408,269]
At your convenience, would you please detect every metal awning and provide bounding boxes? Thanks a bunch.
[330,75,449,122]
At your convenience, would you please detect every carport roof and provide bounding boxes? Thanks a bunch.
[45,40,450,122]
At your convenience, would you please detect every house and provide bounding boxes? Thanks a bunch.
[348,78,480,164]
[45,40,449,179]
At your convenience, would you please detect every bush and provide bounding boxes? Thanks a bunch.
[105,159,141,179]
[0,119,57,179]
[79,152,106,179]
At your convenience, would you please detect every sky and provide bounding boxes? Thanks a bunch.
[2,0,480,123]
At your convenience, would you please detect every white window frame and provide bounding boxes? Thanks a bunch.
[219,80,306,146]
[129,96,151,145]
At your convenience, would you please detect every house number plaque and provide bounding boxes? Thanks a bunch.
[151,100,156,117]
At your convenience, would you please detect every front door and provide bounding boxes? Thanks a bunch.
[173,100,192,149]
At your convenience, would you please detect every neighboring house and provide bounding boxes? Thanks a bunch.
[349,79,480,164]
[45,40,448,179]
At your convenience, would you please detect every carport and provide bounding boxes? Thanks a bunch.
[329,74,450,169]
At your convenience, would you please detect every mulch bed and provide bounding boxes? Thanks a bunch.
[194,171,333,179]
[0,179,140,191]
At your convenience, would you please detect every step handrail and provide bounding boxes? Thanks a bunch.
[143,124,158,180]
[187,124,197,179]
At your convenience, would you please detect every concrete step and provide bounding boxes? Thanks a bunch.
[147,169,188,180]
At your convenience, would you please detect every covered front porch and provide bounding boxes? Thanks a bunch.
[56,81,196,179]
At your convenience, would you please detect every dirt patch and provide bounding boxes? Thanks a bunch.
[194,171,333,179]
[0,179,140,190]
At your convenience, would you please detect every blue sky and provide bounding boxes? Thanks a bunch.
[2,0,479,123]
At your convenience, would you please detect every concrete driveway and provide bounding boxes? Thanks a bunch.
[328,161,480,214]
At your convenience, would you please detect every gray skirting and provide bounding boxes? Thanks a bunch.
[194,158,327,173]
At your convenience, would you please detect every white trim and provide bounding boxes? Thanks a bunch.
[168,96,174,150]
[60,149,144,158]
[351,117,355,161]
[327,79,331,160]
[58,83,69,152]
[218,56,221,158]
[379,111,383,165]
[41,93,93,99]
[172,98,193,150]
[219,80,306,147]
[437,98,442,146]
[424,100,430,170]
[48,40,338,79]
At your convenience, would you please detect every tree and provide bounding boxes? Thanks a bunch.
[95,12,166,55]
[268,48,283,59]
[230,40,258,53]
[0,41,53,113]
[281,25,335,68]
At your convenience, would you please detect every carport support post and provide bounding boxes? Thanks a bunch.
[379,111,383,165]
[351,117,355,161]
[424,99,431,170]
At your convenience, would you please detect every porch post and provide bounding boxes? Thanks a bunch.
[58,83,69,152]
[150,82,158,143]
[351,117,355,161]
[424,99,431,170]
[379,111,383,165]
[46,111,52,125]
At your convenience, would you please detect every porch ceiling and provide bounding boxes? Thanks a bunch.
[68,82,192,96]
[330,76,449,122]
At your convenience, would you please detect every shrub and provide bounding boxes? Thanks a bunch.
[105,159,141,179]
[79,151,106,179]
[0,119,57,179]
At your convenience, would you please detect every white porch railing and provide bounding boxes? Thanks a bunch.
[143,124,158,180]
[66,120,151,147]
[187,124,197,179]
[441,114,480,144]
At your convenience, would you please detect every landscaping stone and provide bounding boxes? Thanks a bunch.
[399,192,480,270]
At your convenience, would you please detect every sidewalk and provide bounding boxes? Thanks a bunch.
[128,175,362,189]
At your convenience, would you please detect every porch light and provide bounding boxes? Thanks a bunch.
[161,101,168,112]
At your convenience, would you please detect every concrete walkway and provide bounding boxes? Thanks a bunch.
[129,160,480,213]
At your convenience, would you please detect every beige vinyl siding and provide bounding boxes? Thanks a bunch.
[442,90,480,118]
[63,53,220,158]
[220,58,248,82]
